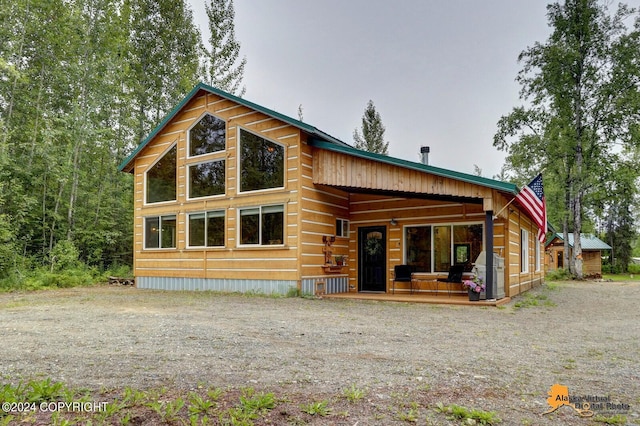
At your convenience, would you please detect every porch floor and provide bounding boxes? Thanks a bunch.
[323,291,511,306]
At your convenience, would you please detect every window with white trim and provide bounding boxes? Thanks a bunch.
[144,215,177,249]
[189,114,226,156]
[145,145,177,204]
[239,129,284,192]
[521,229,529,273]
[188,211,225,247]
[239,205,284,246]
[336,218,349,237]
[535,238,541,271]
[188,159,225,199]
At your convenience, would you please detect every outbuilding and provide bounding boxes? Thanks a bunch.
[545,233,612,277]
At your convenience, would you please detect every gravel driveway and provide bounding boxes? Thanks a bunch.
[0,281,638,425]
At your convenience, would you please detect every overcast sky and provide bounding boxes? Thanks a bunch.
[186,0,558,179]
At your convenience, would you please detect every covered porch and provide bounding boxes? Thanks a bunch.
[309,139,516,301]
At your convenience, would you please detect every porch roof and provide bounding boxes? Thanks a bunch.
[309,138,518,196]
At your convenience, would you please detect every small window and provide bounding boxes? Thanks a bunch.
[188,211,225,247]
[535,239,541,272]
[144,215,177,249]
[336,219,349,237]
[189,114,226,156]
[239,129,284,192]
[239,205,284,246]
[521,229,529,273]
[188,160,225,199]
[146,145,177,204]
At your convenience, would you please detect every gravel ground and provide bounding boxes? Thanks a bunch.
[0,281,638,425]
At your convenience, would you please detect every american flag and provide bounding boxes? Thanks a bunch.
[516,174,546,243]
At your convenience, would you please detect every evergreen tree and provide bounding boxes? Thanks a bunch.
[353,100,389,155]
[203,0,246,96]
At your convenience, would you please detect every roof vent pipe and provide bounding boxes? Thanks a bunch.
[420,146,430,165]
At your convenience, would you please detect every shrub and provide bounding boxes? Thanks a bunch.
[0,214,18,278]
[49,240,81,272]
[545,268,572,281]
[627,263,640,274]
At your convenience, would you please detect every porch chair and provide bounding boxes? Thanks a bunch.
[392,265,413,294]
[436,264,465,296]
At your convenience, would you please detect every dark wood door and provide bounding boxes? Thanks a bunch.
[358,226,386,292]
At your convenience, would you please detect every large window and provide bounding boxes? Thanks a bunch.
[239,205,284,246]
[405,226,432,272]
[188,160,225,199]
[405,223,483,273]
[239,129,284,192]
[144,215,177,249]
[188,211,225,247]
[189,114,226,156]
[146,145,176,203]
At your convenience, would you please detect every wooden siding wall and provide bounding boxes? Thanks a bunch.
[298,136,351,282]
[132,91,302,283]
[505,207,544,297]
[314,150,496,200]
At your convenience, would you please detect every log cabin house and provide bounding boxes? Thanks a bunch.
[545,233,611,277]
[118,82,544,300]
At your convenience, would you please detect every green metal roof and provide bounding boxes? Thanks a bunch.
[549,233,612,250]
[118,82,519,196]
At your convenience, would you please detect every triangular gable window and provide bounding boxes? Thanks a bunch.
[146,144,177,204]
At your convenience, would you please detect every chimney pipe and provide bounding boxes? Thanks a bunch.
[420,146,430,165]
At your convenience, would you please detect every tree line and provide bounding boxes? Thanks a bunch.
[494,0,640,276]
[0,0,245,281]
[1,0,637,285]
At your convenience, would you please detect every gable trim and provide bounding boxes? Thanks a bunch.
[118,82,348,173]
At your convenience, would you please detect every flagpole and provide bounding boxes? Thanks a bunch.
[493,196,517,220]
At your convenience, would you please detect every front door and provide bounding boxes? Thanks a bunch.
[358,226,386,292]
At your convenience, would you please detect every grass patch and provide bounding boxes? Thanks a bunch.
[513,290,556,309]
[342,383,366,403]
[602,274,638,282]
[435,402,501,425]
[300,400,331,416]
[593,413,628,424]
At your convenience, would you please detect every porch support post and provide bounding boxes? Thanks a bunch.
[485,210,495,300]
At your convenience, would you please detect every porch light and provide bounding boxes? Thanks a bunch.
[390,218,398,226]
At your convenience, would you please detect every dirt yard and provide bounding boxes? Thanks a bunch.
[0,281,638,425]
